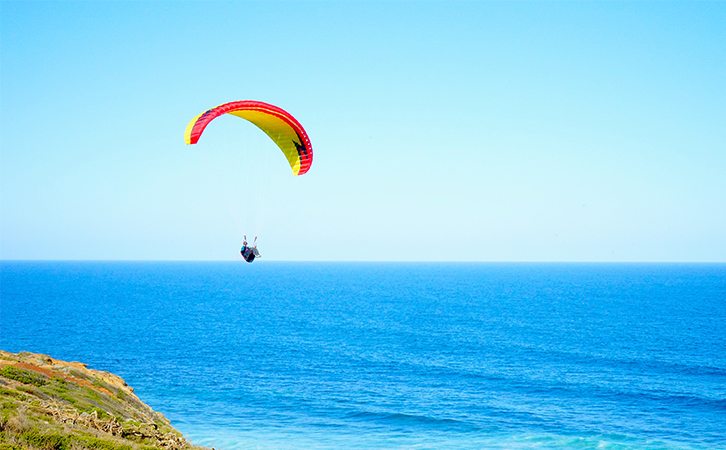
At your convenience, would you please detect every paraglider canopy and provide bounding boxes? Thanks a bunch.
[185,100,313,175]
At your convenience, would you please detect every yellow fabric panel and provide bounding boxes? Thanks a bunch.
[184,112,204,145]
[228,110,302,175]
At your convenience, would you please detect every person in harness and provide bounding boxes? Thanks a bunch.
[240,235,261,263]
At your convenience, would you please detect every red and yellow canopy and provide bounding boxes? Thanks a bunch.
[185,101,313,176]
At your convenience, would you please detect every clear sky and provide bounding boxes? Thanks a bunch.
[1,1,724,261]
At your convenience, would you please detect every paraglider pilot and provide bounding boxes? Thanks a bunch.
[241,235,261,263]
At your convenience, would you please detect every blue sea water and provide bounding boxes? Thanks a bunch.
[1,262,725,450]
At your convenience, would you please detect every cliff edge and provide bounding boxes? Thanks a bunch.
[0,350,208,450]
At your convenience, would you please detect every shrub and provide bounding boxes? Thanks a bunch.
[21,430,68,450]
[0,367,48,387]
[56,393,77,405]
[0,388,20,399]
[0,402,17,412]
[50,377,70,392]
[0,444,25,450]
[82,387,102,403]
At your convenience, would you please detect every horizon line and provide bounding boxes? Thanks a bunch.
[1,259,725,264]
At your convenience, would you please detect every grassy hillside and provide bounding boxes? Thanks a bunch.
[0,350,209,450]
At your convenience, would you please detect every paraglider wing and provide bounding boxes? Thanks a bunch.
[184,101,313,175]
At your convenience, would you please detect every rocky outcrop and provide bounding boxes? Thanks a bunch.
[0,350,210,450]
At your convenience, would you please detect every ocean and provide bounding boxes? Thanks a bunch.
[1,261,724,449]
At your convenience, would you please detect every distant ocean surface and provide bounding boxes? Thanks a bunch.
[1,262,725,449]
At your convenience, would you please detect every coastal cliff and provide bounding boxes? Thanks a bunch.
[0,350,207,450]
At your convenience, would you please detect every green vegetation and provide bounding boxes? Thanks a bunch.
[47,379,68,393]
[18,431,66,450]
[0,389,20,400]
[0,444,24,450]
[0,368,47,388]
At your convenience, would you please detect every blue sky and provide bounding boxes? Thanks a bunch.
[1,1,724,261]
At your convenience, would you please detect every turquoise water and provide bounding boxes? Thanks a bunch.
[1,262,725,449]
